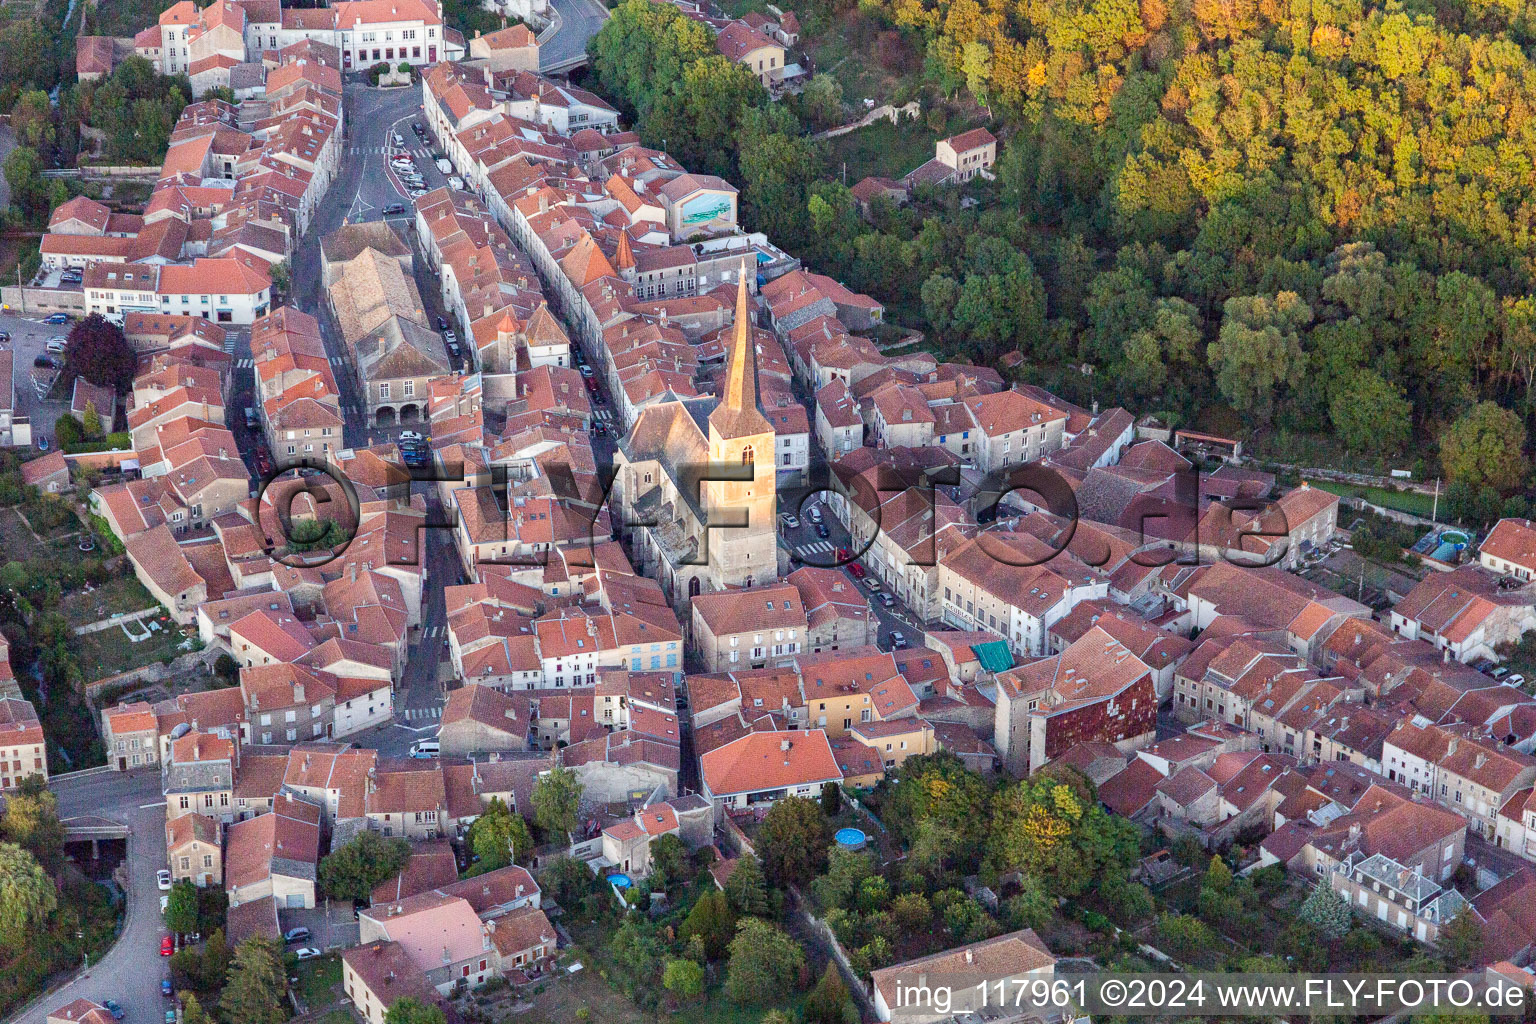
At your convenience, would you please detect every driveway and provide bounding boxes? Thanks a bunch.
[278,901,359,953]
[12,770,168,1024]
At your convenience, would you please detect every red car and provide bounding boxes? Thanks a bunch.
[160,935,175,956]
[847,562,866,579]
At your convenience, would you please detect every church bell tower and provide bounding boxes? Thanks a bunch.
[705,259,778,587]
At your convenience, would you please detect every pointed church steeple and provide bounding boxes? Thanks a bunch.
[709,259,772,440]
[614,229,635,273]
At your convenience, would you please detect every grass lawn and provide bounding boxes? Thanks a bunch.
[293,953,343,1010]
[0,507,60,562]
[58,575,159,629]
[73,613,188,680]
[823,118,940,183]
[1306,480,1438,519]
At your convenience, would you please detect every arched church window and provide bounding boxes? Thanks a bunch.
[741,445,754,466]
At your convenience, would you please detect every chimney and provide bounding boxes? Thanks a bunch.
[780,738,791,751]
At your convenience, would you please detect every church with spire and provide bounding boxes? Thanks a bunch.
[612,259,780,612]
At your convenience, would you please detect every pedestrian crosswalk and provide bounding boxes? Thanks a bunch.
[234,358,253,369]
[349,144,436,159]
[404,706,442,721]
[592,408,615,422]
[422,624,446,639]
[222,339,236,354]
[795,540,836,559]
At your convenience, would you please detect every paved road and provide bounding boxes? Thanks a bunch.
[12,770,168,1024]
[540,0,608,70]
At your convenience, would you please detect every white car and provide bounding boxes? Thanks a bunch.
[398,430,425,443]
[294,947,323,961]
[157,869,172,890]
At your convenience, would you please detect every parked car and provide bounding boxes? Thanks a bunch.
[45,337,68,354]
[398,430,424,443]
[43,313,69,324]
[879,592,895,607]
[579,364,595,378]
[436,316,448,331]
[392,131,404,145]
[36,436,49,451]
[779,513,800,529]
[847,562,866,578]
[889,631,908,649]
[815,522,830,538]
[33,356,54,369]
[412,122,425,135]
[383,203,407,216]
[163,978,174,997]
[1493,666,1511,679]
[166,1011,178,1024]
[1509,674,1528,686]
[807,506,823,524]
[294,947,323,961]
[862,577,881,592]
[408,189,429,199]
[444,329,456,344]
[284,927,311,944]
[102,1000,125,1020]
[157,869,172,890]
[0,331,11,343]
[447,340,460,356]
[409,738,439,758]
[160,935,175,956]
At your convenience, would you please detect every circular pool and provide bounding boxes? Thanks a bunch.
[834,827,868,851]
[608,873,633,889]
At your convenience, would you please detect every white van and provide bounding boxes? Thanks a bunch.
[409,739,439,758]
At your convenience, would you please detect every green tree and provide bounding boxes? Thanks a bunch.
[804,961,856,1024]
[220,936,288,1024]
[648,832,687,885]
[800,73,844,128]
[11,90,55,153]
[180,993,214,1024]
[80,401,103,440]
[725,917,806,1005]
[1438,909,1484,968]
[4,146,54,227]
[1330,370,1411,458]
[165,879,200,935]
[530,766,582,838]
[724,853,770,916]
[0,841,56,946]
[1296,879,1352,940]
[679,888,736,960]
[1005,877,1056,931]
[1208,293,1312,424]
[820,781,842,816]
[318,830,410,902]
[987,775,1140,898]
[385,996,447,1024]
[1,774,64,874]
[586,0,713,116]
[758,795,832,887]
[1439,402,1530,493]
[1156,913,1216,961]
[467,797,533,870]
[662,957,705,999]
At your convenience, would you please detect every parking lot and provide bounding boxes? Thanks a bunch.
[0,308,84,450]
